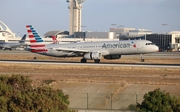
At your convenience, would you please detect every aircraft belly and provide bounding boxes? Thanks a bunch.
[108,48,138,55]
[47,50,76,57]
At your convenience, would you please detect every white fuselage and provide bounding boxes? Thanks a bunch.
[0,42,25,49]
[39,40,158,57]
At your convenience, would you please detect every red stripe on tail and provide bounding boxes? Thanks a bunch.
[29,35,34,38]
[30,40,37,43]
[31,49,48,53]
[30,45,46,47]
[27,30,32,33]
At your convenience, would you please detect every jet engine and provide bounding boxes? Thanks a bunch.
[83,51,102,60]
[104,55,121,60]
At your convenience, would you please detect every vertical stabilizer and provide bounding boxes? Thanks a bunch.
[26,25,47,53]
[19,34,26,43]
[52,35,59,44]
[26,25,44,43]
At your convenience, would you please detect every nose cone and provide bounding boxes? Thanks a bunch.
[149,45,159,53]
[155,45,159,52]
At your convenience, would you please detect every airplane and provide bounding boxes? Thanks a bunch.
[52,35,59,44]
[25,35,57,51]
[0,34,27,50]
[26,25,159,63]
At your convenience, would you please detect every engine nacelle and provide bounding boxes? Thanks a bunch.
[104,55,121,60]
[83,52,102,60]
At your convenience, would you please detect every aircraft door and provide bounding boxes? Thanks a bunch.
[137,42,142,53]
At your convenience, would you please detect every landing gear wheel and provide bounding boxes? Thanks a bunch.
[81,59,87,63]
[94,59,100,63]
[141,59,145,62]
[140,54,145,62]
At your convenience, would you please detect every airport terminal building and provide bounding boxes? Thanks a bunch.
[0,21,180,51]
[146,31,180,51]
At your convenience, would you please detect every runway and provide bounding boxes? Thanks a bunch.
[0,51,180,68]
[0,59,180,68]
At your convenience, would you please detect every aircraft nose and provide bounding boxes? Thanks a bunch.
[155,45,159,52]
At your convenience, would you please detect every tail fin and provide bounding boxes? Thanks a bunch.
[26,25,47,53]
[19,34,26,43]
[26,25,44,43]
[52,35,59,44]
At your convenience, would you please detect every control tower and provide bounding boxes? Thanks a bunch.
[66,0,85,35]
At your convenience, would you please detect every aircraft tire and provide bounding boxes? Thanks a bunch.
[94,59,100,63]
[81,59,87,63]
[141,59,145,62]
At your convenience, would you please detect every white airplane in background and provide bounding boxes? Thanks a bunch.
[0,34,26,50]
[52,35,59,44]
[26,25,159,63]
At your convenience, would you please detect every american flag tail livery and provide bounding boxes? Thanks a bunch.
[26,25,48,53]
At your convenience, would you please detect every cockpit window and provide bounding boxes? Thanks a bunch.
[145,43,154,45]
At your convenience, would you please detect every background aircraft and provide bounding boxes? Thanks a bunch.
[52,35,59,44]
[26,25,158,63]
[0,34,26,50]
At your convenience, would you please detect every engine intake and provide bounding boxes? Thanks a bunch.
[83,52,102,60]
[104,55,121,60]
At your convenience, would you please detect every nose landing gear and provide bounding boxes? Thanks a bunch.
[140,54,145,62]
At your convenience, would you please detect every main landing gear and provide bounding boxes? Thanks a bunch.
[80,59,100,63]
[94,59,100,63]
[81,58,87,63]
[140,54,145,62]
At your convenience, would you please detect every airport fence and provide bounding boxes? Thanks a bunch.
[68,92,180,111]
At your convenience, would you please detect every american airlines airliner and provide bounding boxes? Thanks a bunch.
[26,25,159,63]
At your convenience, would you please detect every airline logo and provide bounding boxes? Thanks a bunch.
[26,25,43,43]
[102,41,136,49]
[26,25,48,53]
[131,41,136,48]
[102,43,131,49]
[52,35,58,44]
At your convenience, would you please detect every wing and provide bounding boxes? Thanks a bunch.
[50,47,110,55]
[51,47,90,53]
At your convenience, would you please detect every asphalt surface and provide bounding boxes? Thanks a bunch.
[0,50,180,68]
[0,59,180,68]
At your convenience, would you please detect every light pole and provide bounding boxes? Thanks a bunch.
[162,24,168,34]
[111,24,116,28]
[81,25,86,31]
[162,24,168,49]
[81,26,86,41]
[119,25,124,28]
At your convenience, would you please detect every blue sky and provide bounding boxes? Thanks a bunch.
[0,0,180,36]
